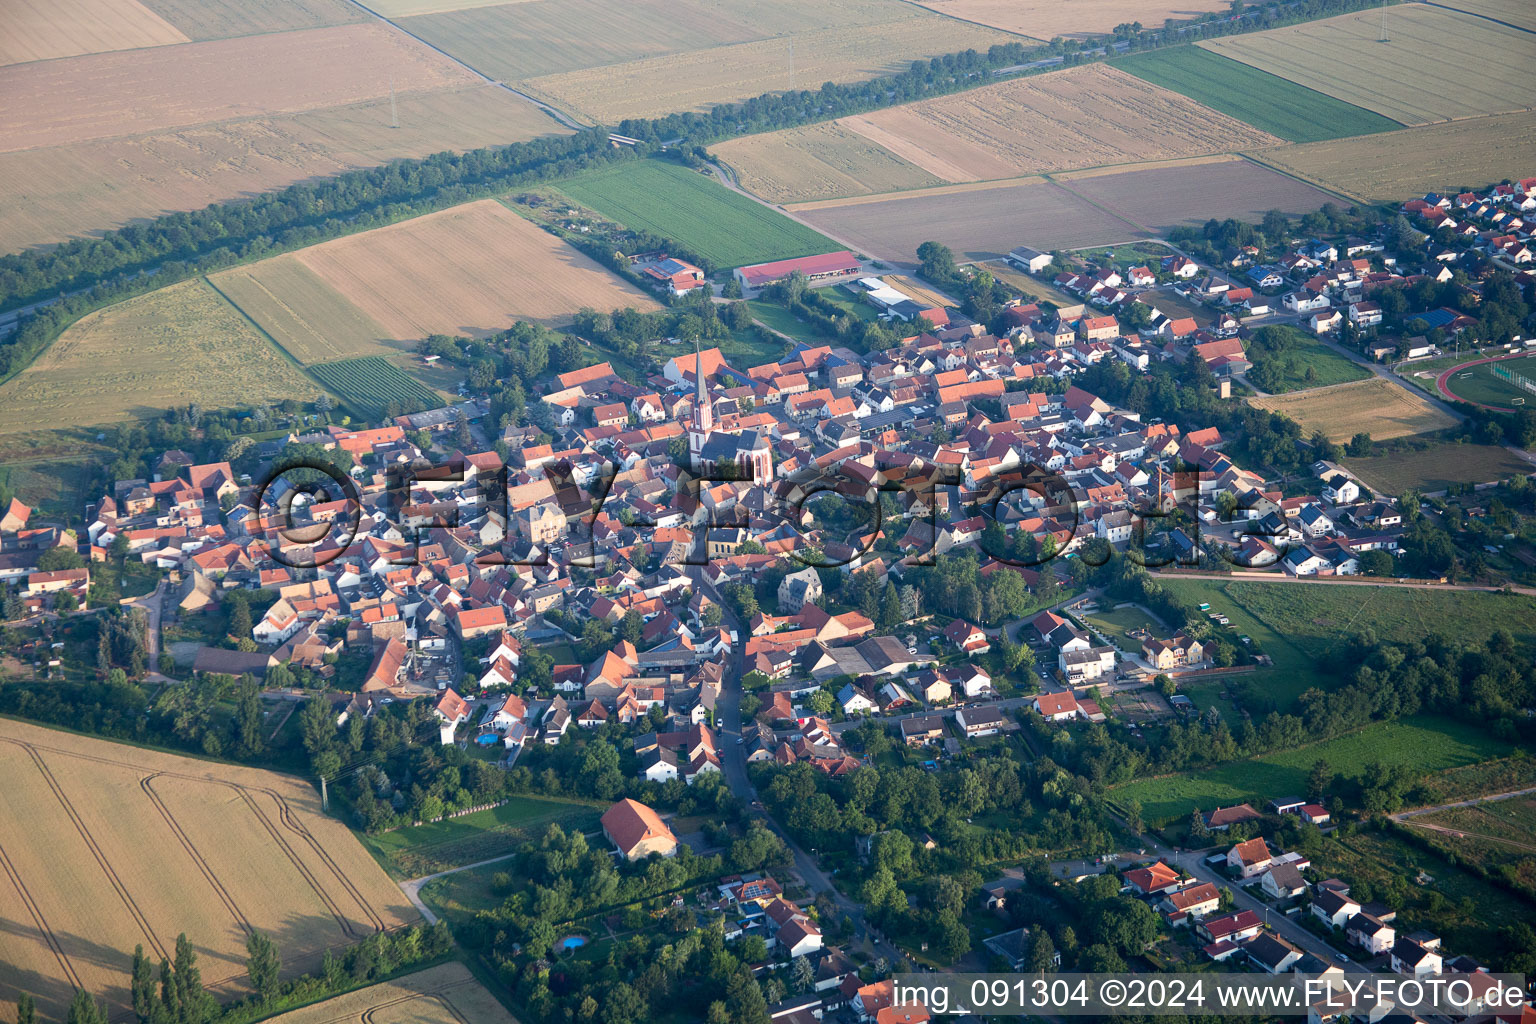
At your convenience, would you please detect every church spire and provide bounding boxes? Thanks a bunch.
[692,336,713,434]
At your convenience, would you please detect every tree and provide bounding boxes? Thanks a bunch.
[131,945,157,1024]
[1027,929,1058,973]
[15,995,35,1024]
[227,597,252,641]
[246,931,282,1002]
[791,955,815,992]
[725,968,771,1024]
[37,546,85,572]
[1307,759,1332,802]
[66,990,106,1024]
[1190,808,1211,841]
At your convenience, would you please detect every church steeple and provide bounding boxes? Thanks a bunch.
[689,336,712,461]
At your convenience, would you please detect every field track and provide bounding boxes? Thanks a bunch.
[261,962,517,1024]
[0,721,415,1019]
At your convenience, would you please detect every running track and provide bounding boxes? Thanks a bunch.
[1435,351,1536,410]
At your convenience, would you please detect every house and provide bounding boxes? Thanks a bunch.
[1312,888,1362,929]
[1347,913,1395,955]
[490,694,527,732]
[1141,632,1205,670]
[943,619,990,654]
[1227,837,1272,878]
[1321,474,1360,505]
[838,684,879,716]
[778,567,822,613]
[1204,803,1262,831]
[1059,644,1115,684]
[955,705,1005,738]
[1261,862,1306,899]
[1391,936,1442,976]
[1123,861,1184,896]
[1198,909,1262,944]
[1032,690,1081,722]
[900,714,947,747]
[433,688,469,745]
[1309,309,1344,334]
[1161,882,1221,923]
[601,798,678,861]
[1247,933,1303,975]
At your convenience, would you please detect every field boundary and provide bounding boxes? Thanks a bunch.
[203,273,341,401]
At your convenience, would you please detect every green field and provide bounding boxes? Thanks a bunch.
[310,356,440,422]
[1081,604,1163,654]
[1250,328,1371,393]
[363,795,604,878]
[1112,717,1513,823]
[746,300,841,346]
[555,159,841,269]
[1113,46,1400,143]
[1441,353,1536,410]
[1344,440,1533,496]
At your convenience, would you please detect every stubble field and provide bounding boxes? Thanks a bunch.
[0,23,479,153]
[263,964,516,1024]
[0,85,567,254]
[208,260,395,366]
[712,122,943,205]
[0,279,319,435]
[0,0,187,65]
[1248,377,1458,443]
[293,199,661,338]
[835,64,1282,183]
[908,0,1230,38]
[1253,111,1536,202]
[1436,0,1536,30]
[1199,4,1532,125]
[0,718,417,1022]
[134,0,368,39]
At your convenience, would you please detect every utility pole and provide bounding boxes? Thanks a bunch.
[320,774,329,812]
[389,74,399,129]
[1379,0,1389,42]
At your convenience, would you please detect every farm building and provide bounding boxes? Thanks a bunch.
[734,251,861,289]
[1008,246,1053,273]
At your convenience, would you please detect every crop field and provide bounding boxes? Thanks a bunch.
[0,24,479,153]
[1056,157,1338,235]
[712,122,943,205]
[1437,0,1536,30]
[0,718,417,1022]
[557,160,840,268]
[0,280,318,436]
[136,0,367,39]
[1110,716,1512,824]
[369,0,526,16]
[209,260,395,366]
[1345,440,1533,495]
[0,85,566,255]
[363,795,604,878]
[909,0,1229,39]
[978,261,1081,307]
[523,16,1017,123]
[1199,5,1531,126]
[294,199,659,339]
[835,64,1281,183]
[884,275,955,311]
[0,0,187,66]
[310,357,441,421]
[789,178,1140,262]
[1113,45,1399,142]
[1250,378,1457,442]
[1437,352,1536,410]
[264,964,515,1024]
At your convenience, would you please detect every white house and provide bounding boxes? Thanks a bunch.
[1321,474,1360,505]
[1309,310,1343,334]
[433,689,470,745]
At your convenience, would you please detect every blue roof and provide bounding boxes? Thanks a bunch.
[1415,308,1457,329]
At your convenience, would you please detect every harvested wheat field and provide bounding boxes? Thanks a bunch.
[1436,0,1536,31]
[1200,4,1531,125]
[265,964,516,1024]
[136,0,367,39]
[1250,378,1458,443]
[0,0,187,66]
[0,279,320,434]
[0,23,478,153]
[0,85,564,254]
[835,64,1281,183]
[1058,157,1336,235]
[369,0,533,16]
[911,0,1229,39]
[523,16,1017,123]
[294,200,660,339]
[790,178,1140,262]
[209,259,396,365]
[884,275,955,310]
[713,122,943,204]
[0,718,417,1022]
[1253,112,1536,202]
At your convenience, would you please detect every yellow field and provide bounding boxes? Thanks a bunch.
[0,85,565,255]
[209,259,396,365]
[1252,112,1536,202]
[521,15,1018,123]
[0,718,417,1022]
[1437,0,1536,30]
[264,964,517,1024]
[911,0,1230,39]
[884,275,955,310]
[369,0,536,15]
[1249,377,1458,442]
[293,199,660,339]
[0,279,320,434]
[1200,4,1532,125]
[136,0,368,39]
[0,0,187,66]
[713,122,943,204]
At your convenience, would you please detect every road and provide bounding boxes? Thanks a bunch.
[399,851,524,926]
[122,581,170,682]
[1390,786,1536,852]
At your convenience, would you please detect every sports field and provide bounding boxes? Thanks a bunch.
[1437,352,1536,411]
[713,122,944,205]
[1346,441,1533,495]
[1111,716,1512,824]
[1255,111,1536,203]
[0,718,417,1022]
[292,199,659,339]
[1199,4,1530,125]
[1250,378,1458,442]
[0,279,319,436]
[557,160,841,268]
[1113,45,1398,142]
[0,0,187,65]
[263,964,515,1024]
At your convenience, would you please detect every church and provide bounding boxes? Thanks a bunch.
[685,342,772,486]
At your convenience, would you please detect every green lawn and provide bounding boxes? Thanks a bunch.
[1158,578,1332,701]
[1113,45,1401,142]
[1081,605,1162,653]
[555,159,841,269]
[1345,440,1533,496]
[1251,328,1371,393]
[1111,717,1513,823]
[746,300,841,345]
[717,324,793,368]
[363,795,603,878]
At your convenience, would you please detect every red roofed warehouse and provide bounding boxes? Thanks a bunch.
[734,251,861,290]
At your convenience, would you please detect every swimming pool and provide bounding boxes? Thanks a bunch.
[475,733,498,746]
[559,935,587,951]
